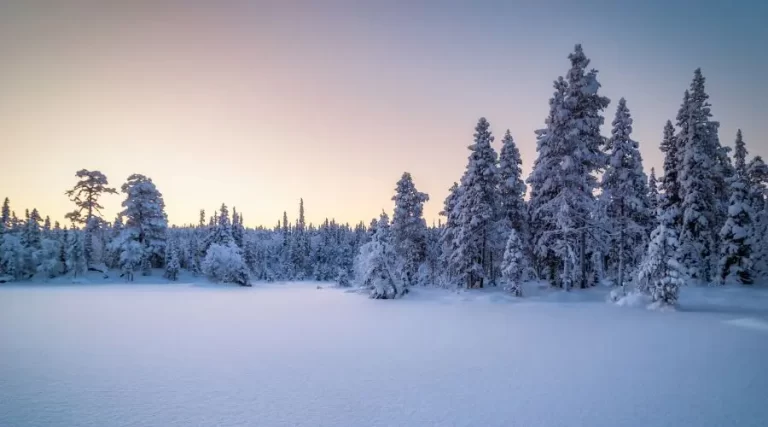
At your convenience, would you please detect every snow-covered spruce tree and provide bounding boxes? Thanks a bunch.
[676,70,723,283]
[65,231,87,278]
[529,45,610,289]
[355,212,402,299]
[118,174,168,273]
[718,172,755,285]
[390,172,430,288]
[500,228,524,297]
[450,117,500,289]
[599,98,651,290]
[205,203,234,249]
[636,203,685,309]
[498,130,527,234]
[164,239,181,281]
[648,168,660,230]
[747,155,768,277]
[231,207,245,249]
[659,120,682,226]
[202,242,250,286]
[1,197,10,234]
[438,182,461,284]
[528,77,568,284]
[733,129,748,177]
[291,199,311,279]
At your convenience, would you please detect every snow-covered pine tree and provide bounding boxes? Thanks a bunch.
[599,98,651,290]
[498,130,527,234]
[451,117,500,289]
[355,211,402,298]
[164,239,181,281]
[118,174,168,273]
[677,70,722,283]
[636,204,685,309]
[718,172,755,285]
[500,228,524,296]
[390,172,430,288]
[64,169,117,226]
[66,231,87,278]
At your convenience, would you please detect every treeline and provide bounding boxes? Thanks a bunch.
[1,45,767,309]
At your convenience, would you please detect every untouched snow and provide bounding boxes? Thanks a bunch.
[2,277,768,427]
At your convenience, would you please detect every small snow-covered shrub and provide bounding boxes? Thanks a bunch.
[614,290,652,308]
[202,243,250,286]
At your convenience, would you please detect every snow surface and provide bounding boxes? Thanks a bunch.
[2,275,768,427]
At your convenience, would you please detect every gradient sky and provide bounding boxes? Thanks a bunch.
[1,1,766,227]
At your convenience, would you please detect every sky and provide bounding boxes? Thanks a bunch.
[1,1,766,228]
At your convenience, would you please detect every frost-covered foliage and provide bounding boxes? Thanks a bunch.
[390,172,429,288]
[718,174,755,285]
[355,212,403,299]
[202,242,250,286]
[500,229,524,296]
[451,117,500,289]
[119,174,168,270]
[637,206,685,308]
[600,98,651,288]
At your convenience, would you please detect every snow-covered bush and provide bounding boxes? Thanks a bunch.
[354,213,404,299]
[202,242,250,286]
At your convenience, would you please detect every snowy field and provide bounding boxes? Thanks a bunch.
[2,277,768,427]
